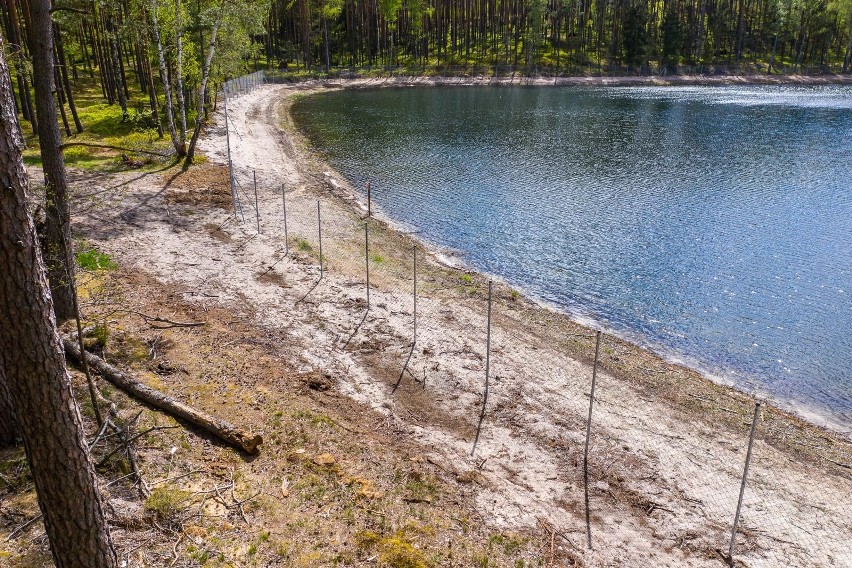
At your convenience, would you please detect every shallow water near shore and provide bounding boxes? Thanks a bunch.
[291,84,852,430]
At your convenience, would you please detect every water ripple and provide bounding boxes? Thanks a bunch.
[292,85,852,429]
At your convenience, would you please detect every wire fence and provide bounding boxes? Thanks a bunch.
[217,73,852,567]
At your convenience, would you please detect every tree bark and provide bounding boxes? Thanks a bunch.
[26,0,75,323]
[0,35,118,568]
[64,339,263,454]
[0,365,19,448]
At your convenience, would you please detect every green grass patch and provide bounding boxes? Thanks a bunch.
[144,486,191,519]
[76,246,117,271]
[20,77,176,171]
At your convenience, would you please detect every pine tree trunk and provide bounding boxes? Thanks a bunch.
[53,53,73,137]
[4,0,37,131]
[27,0,75,323]
[105,14,128,119]
[0,365,19,448]
[0,35,117,568]
[79,21,95,78]
[55,23,83,133]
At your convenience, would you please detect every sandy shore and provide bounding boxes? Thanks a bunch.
[71,83,852,567]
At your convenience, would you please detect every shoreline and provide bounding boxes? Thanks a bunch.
[275,72,852,89]
[292,82,852,437]
[72,82,851,566]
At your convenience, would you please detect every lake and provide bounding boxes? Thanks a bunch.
[291,85,852,430]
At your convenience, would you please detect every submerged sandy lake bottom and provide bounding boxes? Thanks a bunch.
[291,84,852,429]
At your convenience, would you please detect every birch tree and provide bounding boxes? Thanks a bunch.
[185,0,226,164]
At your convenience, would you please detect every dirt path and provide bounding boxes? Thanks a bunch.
[71,84,852,567]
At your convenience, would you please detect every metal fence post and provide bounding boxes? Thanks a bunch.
[253,170,260,234]
[366,181,372,217]
[484,279,491,400]
[392,247,418,393]
[365,223,370,308]
[584,330,602,550]
[223,92,241,220]
[729,401,762,563]
[282,186,288,255]
[471,280,493,457]
[317,201,323,279]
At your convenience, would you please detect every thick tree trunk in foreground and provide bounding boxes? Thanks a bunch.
[0,36,118,568]
[64,339,263,454]
[27,0,75,323]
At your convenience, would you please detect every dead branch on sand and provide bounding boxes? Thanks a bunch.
[63,338,262,454]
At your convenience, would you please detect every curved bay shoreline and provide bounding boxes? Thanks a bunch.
[287,77,852,437]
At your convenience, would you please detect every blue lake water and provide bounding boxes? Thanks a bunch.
[291,85,852,430]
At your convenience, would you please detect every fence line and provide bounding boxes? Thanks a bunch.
[216,70,852,567]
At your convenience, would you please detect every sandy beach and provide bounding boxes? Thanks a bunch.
[69,81,852,567]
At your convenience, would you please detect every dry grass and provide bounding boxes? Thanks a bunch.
[0,267,558,567]
[163,164,232,209]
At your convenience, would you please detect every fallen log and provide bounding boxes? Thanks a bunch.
[63,338,262,455]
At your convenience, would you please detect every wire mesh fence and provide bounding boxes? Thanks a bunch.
[217,73,852,567]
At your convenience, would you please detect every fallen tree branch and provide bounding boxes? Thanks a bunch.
[63,338,262,454]
[128,310,206,329]
[59,142,170,157]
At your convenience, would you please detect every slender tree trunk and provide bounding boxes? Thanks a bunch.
[105,14,128,119]
[53,56,72,137]
[143,35,163,138]
[174,0,187,155]
[26,0,75,323]
[92,17,114,103]
[79,20,94,78]
[324,14,331,71]
[185,0,225,164]
[0,35,118,568]
[768,32,779,73]
[150,0,180,153]
[4,0,37,131]
[55,24,83,133]
[116,38,130,100]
